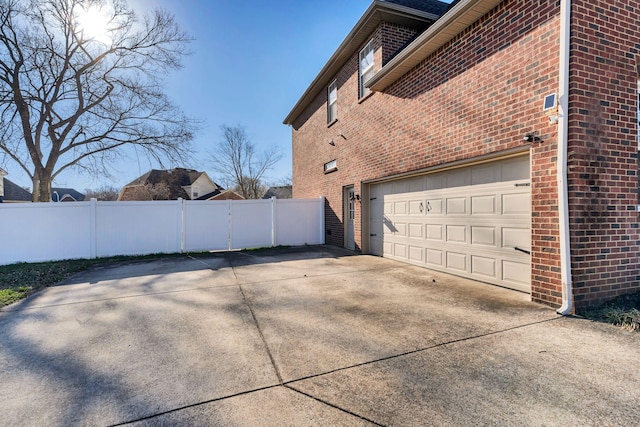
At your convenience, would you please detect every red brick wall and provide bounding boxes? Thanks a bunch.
[567,0,640,309]
[291,0,603,307]
[381,23,419,65]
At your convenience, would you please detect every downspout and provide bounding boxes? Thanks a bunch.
[556,0,573,315]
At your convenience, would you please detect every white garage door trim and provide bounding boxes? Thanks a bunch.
[369,155,531,292]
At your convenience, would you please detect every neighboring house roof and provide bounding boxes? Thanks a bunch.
[262,186,292,199]
[283,0,450,125]
[52,187,85,202]
[2,178,32,202]
[207,190,245,201]
[0,168,7,177]
[119,168,222,201]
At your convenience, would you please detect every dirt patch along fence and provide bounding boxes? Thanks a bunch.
[0,197,325,265]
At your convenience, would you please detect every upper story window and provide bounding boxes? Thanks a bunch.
[327,80,337,124]
[359,39,375,99]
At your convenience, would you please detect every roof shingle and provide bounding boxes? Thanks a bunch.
[383,0,451,15]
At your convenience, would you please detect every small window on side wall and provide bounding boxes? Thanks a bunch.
[359,39,375,99]
[324,159,337,173]
[328,80,337,124]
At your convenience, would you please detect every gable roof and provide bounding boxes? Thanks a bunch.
[52,188,85,202]
[2,178,32,202]
[262,186,292,199]
[124,168,205,188]
[283,0,449,125]
[120,168,222,201]
[208,190,245,201]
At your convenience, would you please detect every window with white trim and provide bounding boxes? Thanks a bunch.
[328,80,337,123]
[359,39,375,99]
[324,159,337,173]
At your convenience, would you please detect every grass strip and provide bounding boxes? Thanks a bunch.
[581,292,640,332]
[0,253,208,307]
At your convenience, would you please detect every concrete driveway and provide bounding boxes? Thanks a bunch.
[1,246,638,426]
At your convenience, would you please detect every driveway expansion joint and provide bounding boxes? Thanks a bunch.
[224,253,284,385]
[107,384,282,426]
[285,384,386,427]
[284,316,562,387]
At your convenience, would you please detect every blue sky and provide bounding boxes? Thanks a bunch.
[6,0,452,192]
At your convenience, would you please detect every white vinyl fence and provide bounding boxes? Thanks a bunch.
[0,197,325,265]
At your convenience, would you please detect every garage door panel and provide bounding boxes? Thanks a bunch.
[427,199,443,214]
[446,252,467,272]
[426,248,443,266]
[369,155,531,293]
[502,227,530,249]
[383,241,393,256]
[426,224,443,241]
[446,197,467,214]
[471,226,496,246]
[446,225,467,244]
[409,223,423,238]
[502,192,530,215]
[472,256,497,279]
[383,217,396,234]
[394,243,407,259]
[394,201,407,215]
[502,260,531,291]
[409,200,424,215]
[409,245,423,262]
[471,195,497,214]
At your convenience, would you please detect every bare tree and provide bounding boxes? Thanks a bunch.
[83,184,119,200]
[120,182,169,200]
[211,124,282,199]
[0,0,195,201]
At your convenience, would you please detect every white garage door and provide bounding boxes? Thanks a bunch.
[369,156,531,292]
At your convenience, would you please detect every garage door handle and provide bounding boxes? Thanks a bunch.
[515,247,531,255]
[419,202,423,213]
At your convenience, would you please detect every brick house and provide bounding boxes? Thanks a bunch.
[284,0,640,312]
